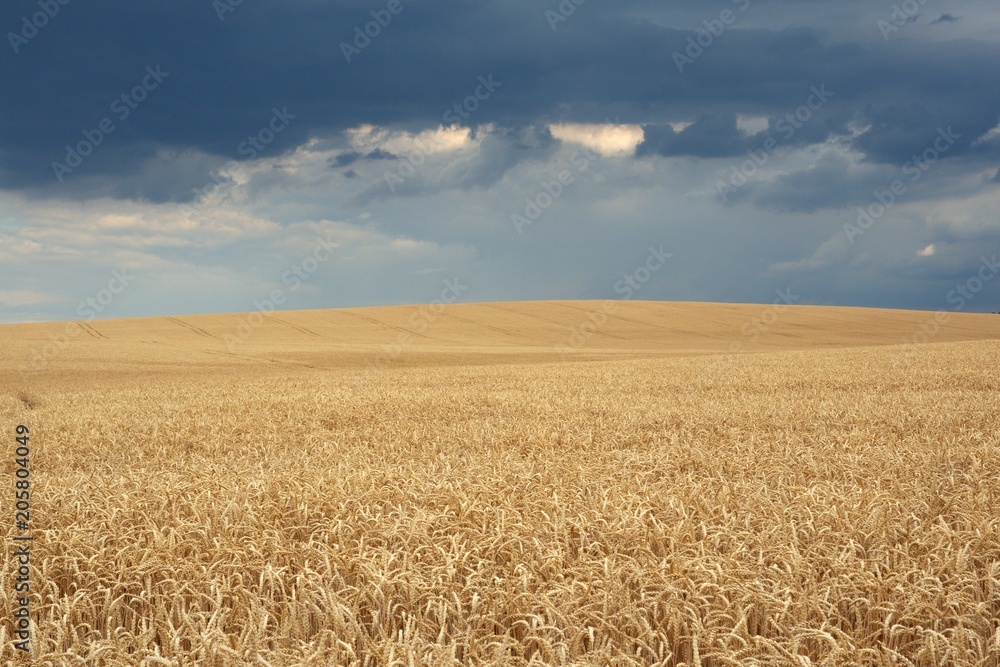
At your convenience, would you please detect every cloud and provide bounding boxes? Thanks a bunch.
[328,148,397,169]
[737,115,770,137]
[347,124,559,203]
[972,121,1000,147]
[743,148,879,213]
[548,124,644,157]
[346,125,473,157]
[1,0,998,204]
[637,115,750,159]
[0,290,56,307]
[931,13,961,25]
[329,152,362,168]
[366,148,396,160]
[3,0,1000,321]
[769,234,851,274]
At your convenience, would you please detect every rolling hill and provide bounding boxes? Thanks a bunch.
[2,301,997,380]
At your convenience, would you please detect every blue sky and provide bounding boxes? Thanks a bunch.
[1,0,999,322]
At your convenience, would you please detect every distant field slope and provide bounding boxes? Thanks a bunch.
[1,300,997,377]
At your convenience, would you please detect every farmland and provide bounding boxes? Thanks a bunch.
[1,301,998,665]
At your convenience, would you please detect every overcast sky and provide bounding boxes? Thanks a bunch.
[1,0,999,323]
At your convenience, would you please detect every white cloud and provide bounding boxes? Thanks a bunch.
[346,124,474,156]
[548,123,644,156]
[0,290,56,307]
[972,120,1000,147]
[736,115,770,136]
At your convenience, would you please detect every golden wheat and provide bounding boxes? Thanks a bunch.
[1,303,998,665]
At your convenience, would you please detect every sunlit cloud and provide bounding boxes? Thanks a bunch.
[548,123,644,156]
[346,125,474,157]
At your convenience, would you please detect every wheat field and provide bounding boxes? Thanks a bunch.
[1,301,999,665]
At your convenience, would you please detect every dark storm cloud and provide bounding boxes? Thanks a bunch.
[636,91,843,161]
[931,14,961,24]
[745,154,885,213]
[328,149,395,168]
[1,0,999,203]
[637,116,754,159]
[330,152,362,168]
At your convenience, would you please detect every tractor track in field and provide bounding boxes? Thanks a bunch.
[437,311,555,344]
[76,321,109,340]
[268,316,322,338]
[164,316,223,340]
[483,303,627,340]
